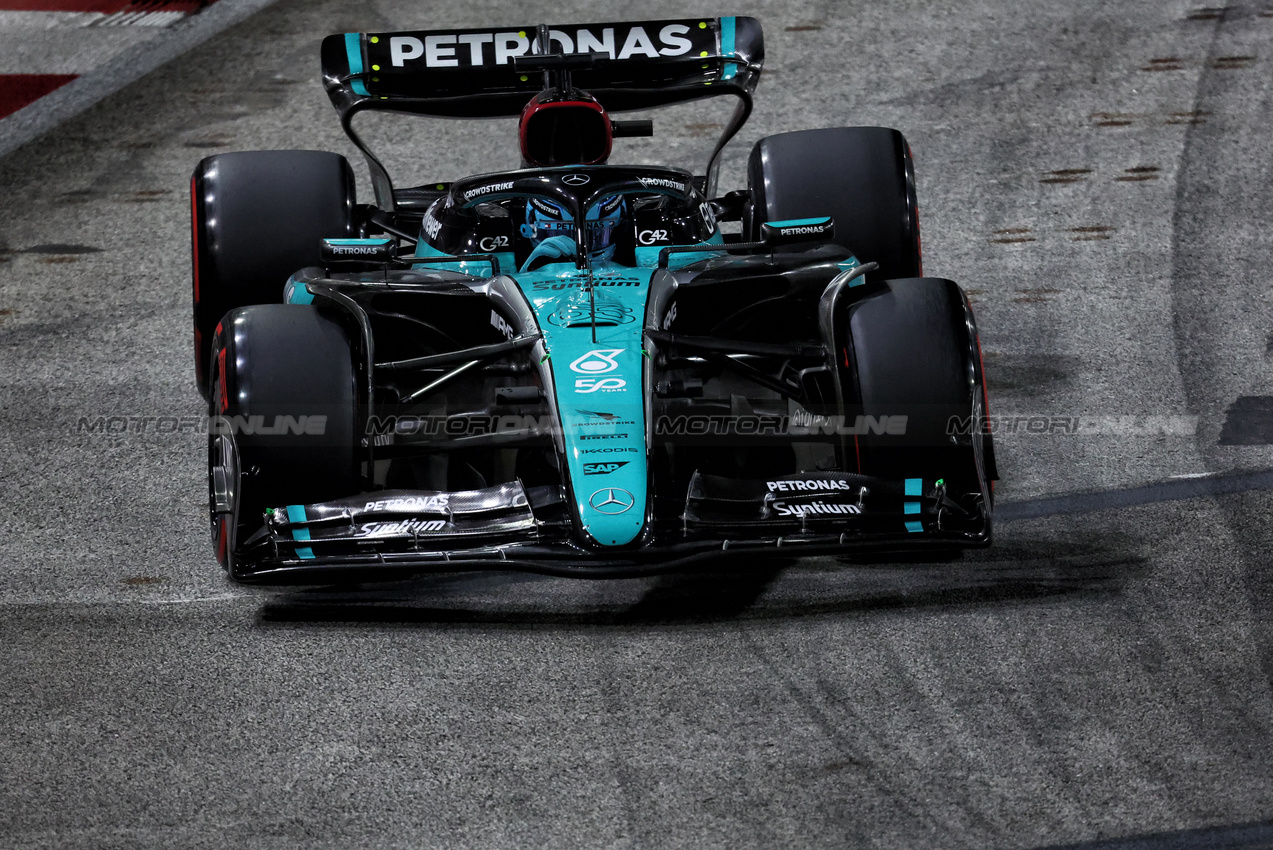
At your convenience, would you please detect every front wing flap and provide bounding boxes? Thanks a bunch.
[233,473,990,584]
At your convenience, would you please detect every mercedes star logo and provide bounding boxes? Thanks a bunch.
[589,487,635,515]
[563,173,590,186]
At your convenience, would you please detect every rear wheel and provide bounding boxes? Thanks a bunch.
[747,126,921,282]
[207,304,360,574]
[192,150,356,399]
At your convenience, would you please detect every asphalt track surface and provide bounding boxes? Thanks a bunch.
[2,1,1273,847]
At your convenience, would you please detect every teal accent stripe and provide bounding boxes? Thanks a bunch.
[769,217,832,228]
[634,233,726,269]
[721,17,738,79]
[903,501,921,514]
[837,257,867,288]
[284,277,314,305]
[325,238,392,246]
[904,478,923,496]
[344,33,369,96]
[905,520,924,533]
[285,504,315,559]
[409,243,514,275]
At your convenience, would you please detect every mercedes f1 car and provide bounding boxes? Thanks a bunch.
[190,17,997,583]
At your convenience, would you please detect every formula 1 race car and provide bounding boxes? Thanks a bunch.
[190,17,997,583]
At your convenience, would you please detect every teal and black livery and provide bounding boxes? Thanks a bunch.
[318,18,764,208]
[201,15,995,585]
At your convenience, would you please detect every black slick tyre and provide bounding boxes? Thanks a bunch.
[192,150,355,399]
[747,126,921,282]
[207,304,359,575]
[840,277,991,509]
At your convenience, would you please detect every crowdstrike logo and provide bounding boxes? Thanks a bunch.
[636,176,686,193]
[464,181,515,200]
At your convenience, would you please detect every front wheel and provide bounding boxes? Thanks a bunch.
[206,304,360,574]
[837,277,996,514]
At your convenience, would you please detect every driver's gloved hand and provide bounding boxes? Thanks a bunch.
[520,235,576,272]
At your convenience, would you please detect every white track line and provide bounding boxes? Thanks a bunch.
[0,0,281,159]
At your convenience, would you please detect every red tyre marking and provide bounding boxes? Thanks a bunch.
[216,347,228,413]
[0,74,77,121]
[0,1,212,12]
[190,174,200,303]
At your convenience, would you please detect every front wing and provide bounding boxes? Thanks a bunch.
[233,472,991,584]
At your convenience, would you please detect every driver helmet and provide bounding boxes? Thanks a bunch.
[520,195,627,261]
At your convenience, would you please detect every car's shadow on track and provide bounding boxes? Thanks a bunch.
[253,533,1147,629]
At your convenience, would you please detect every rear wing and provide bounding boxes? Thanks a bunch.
[319,17,764,206]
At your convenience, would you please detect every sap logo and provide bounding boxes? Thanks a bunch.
[570,349,623,375]
[387,25,697,68]
[464,181,515,201]
[583,461,629,475]
[575,378,626,394]
[662,302,678,330]
[363,495,449,512]
[422,212,443,240]
[478,235,510,251]
[578,433,628,441]
[638,229,670,246]
[772,501,862,518]
[490,310,514,340]
[766,479,854,493]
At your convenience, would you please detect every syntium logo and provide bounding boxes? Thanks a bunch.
[354,519,447,537]
[771,501,862,518]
